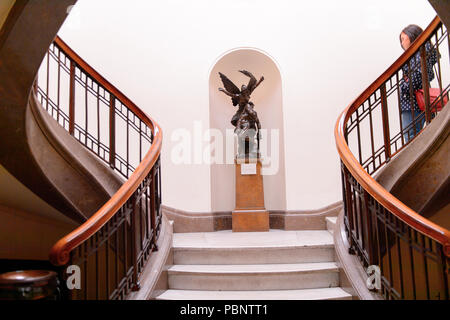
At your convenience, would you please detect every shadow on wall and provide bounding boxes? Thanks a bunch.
[208,48,287,212]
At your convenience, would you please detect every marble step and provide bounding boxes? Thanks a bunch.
[326,217,337,235]
[155,287,353,300]
[173,230,335,265]
[167,262,339,291]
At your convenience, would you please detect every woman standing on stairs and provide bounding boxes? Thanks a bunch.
[399,24,438,143]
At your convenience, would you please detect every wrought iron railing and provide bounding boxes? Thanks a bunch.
[36,37,163,300]
[335,16,449,300]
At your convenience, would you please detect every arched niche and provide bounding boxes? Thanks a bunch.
[208,48,286,212]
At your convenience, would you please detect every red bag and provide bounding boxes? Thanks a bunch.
[415,88,448,112]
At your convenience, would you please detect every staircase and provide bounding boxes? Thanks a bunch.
[155,229,352,300]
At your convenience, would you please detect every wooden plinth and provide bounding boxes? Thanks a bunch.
[232,158,269,232]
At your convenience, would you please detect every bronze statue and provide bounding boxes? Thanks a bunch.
[218,70,264,126]
[218,70,264,158]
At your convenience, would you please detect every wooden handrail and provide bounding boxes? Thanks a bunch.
[343,16,441,121]
[334,16,450,257]
[53,36,155,132]
[48,37,163,266]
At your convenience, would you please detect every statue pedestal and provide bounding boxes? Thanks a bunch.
[232,158,269,232]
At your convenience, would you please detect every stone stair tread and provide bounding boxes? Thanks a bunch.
[167,262,339,275]
[156,287,352,300]
[173,230,334,249]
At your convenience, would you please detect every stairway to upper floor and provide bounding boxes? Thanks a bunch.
[0,0,163,300]
[374,102,449,228]
[334,15,449,300]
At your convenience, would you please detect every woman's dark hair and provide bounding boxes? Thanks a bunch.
[400,24,424,44]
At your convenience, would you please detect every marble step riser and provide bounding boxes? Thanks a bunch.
[168,271,339,291]
[173,247,336,265]
[327,221,336,233]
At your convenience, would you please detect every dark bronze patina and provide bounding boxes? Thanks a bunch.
[218,70,264,158]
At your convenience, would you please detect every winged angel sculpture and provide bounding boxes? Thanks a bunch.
[218,70,264,158]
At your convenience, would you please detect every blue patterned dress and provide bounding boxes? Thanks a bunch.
[399,41,437,142]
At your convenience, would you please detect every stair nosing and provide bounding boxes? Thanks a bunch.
[155,287,352,300]
[172,243,335,250]
[167,262,340,275]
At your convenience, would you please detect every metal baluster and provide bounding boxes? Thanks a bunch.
[69,61,75,135]
[85,73,88,145]
[97,83,100,156]
[383,209,394,299]
[95,234,99,300]
[421,234,431,299]
[420,45,432,123]
[380,83,391,161]
[126,108,130,177]
[150,167,157,250]
[408,227,417,299]
[109,95,116,168]
[46,48,50,113]
[105,222,110,299]
[395,217,405,299]
[131,195,140,291]
[436,243,449,300]
[57,48,61,123]
[363,191,377,266]
[395,72,405,146]
[343,167,356,254]
[355,108,363,165]
[114,220,119,294]
[373,201,384,295]
[352,183,361,256]
[367,100,375,169]
[83,242,88,300]
[407,60,416,141]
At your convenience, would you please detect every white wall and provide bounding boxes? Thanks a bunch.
[57,0,437,212]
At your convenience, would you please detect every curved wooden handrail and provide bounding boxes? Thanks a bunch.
[53,36,155,132]
[48,37,163,266]
[335,16,450,257]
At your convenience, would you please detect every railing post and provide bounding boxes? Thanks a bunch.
[150,166,158,251]
[436,244,449,300]
[380,84,391,162]
[109,95,116,168]
[342,165,356,255]
[362,190,378,266]
[419,45,432,123]
[130,195,140,292]
[69,61,75,135]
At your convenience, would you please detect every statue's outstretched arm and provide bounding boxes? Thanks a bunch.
[253,76,265,91]
[219,88,239,99]
[218,88,233,97]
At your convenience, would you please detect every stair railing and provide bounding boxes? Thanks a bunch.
[335,16,449,300]
[36,36,163,300]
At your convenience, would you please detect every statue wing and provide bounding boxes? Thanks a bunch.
[239,70,257,93]
[219,72,240,106]
[219,72,240,94]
